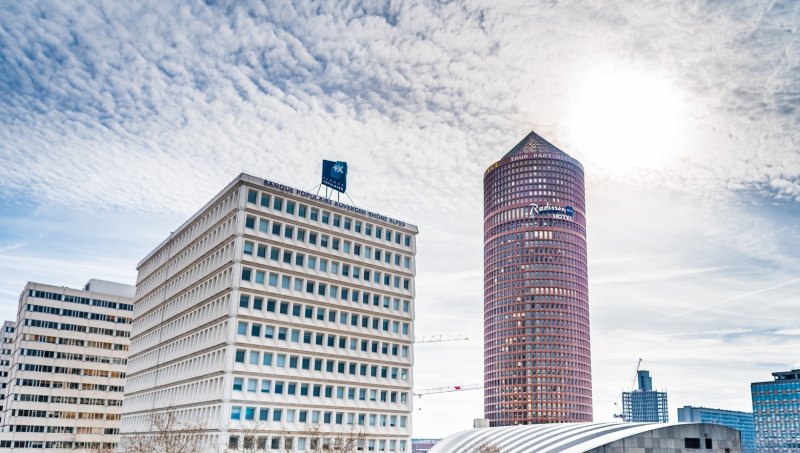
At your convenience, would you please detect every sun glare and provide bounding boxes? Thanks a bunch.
[566,66,689,176]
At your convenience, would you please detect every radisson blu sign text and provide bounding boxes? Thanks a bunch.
[529,203,574,220]
[322,160,348,193]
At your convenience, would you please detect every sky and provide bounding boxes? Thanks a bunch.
[1,0,799,439]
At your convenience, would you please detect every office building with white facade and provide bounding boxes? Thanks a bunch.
[120,173,418,452]
[0,321,16,425]
[0,279,134,452]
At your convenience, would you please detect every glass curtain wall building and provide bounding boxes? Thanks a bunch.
[752,369,800,452]
[678,405,755,453]
[483,131,592,425]
[621,370,669,423]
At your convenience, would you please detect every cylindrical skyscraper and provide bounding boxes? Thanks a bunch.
[483,131,592,425]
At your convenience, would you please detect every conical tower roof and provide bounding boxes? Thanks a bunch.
[503,131,564,158]
[502,131,582,169]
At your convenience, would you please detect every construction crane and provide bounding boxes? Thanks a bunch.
[613,358,643,421]
[631,358,643,391]
[414,334,469,343]
[413,384,482,397]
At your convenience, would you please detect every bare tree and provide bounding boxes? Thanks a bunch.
[119,411,206,453]
[302,424,366,453]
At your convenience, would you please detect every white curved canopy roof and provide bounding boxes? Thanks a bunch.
[428,422,694,453]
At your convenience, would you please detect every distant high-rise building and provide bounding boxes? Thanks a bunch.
[678,405,755,453]
[0,321,15,425]
[0,279,134,452]
[622,370,668,423]
[120,173,418,452]
[752,369,800,452]
[483,131,592,425]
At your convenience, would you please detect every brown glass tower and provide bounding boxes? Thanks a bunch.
[483,131,592,425]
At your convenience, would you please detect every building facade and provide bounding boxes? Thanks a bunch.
[0,321,15,425]
[120,173,418,452]
[678,405,755,453]
[621,370,668,423]
[752,369,800,452]
[0,279,134,452]
[483,131,592,425]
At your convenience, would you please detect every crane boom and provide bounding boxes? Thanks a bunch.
[413,384,482,396]
[631,358,643,390]
[415,334,469,343]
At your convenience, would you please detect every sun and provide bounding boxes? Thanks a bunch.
[566,65,689,176]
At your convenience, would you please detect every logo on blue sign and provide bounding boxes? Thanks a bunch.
[322,160,348,193]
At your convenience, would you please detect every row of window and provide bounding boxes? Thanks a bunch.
[20,333,128,351]
[17,363,126,378]
[236,320,409,358]
[23,318,130,337]
[26,304,130,324]
[242,268,411,304]
[8,425,118,434]
[13,393,122,406]
[230,404,408,429]
[0,441,118,449]
[231,375,409,404]
[9,409,120,420]
[247,189,412,248]
[233,348,409,381]
[240,290,409,316]
[20,348,127,365]
[27,289,133,311]
[14,378,124,392]
[228,434,407,452]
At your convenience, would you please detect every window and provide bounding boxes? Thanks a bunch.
[376,226,382,238]
[231,406,242,420]
[257,244,266,258]
[283,251,292,264]
[333,214,341,227]
[260,193,270,207]
[243,241,254,255]
[229,436,240,450]
[286,200,295,214]
[241,268,252,281]
[259,219,268,233]
[298,204,307,217]
[295,253,305,266]
[344,218,351,230]
[322,211,330,224]
[239,295,250,308]
[249,351,259,364]
[321,235,329,247]
[273,197,283,211]
[332,238,340,250]
[272,222,281,235]
[684,438,701,449]
[247,189,258,203]
[309,232,317,245]
[255,271,265,284]
[405,234,411,246]
[308,256,316,269]
[310,208,319,221]
[270,247,280,260]
[232,377,243,391]
[284,225,294,239]
[297,228,306,242]
[245,215,255,229]
[237,322,247,335]
[268,273,278,286]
